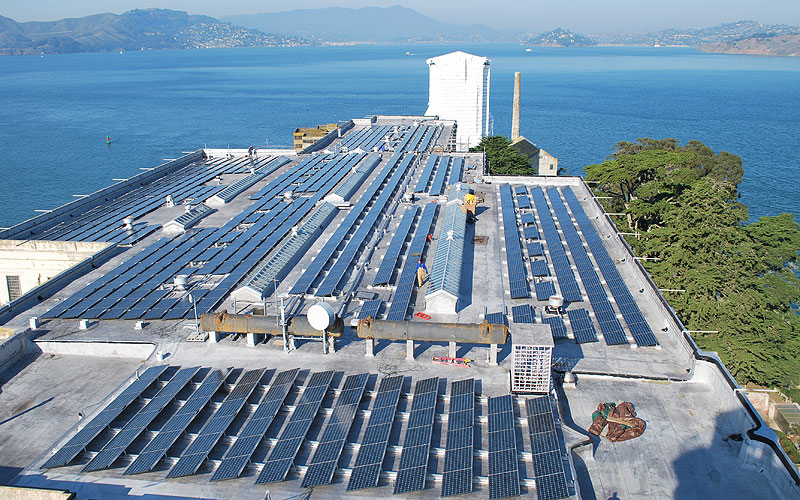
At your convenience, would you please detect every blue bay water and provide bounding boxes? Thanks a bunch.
[0,44,798,227]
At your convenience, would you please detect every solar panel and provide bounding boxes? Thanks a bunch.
[511,304,535,324]
[125,369,228,475]
[393,377,439,494]
[301,373,369,487]
[561,187,659,346]
[373,206,419,285]
[346,375,404,492]
[531,259,549,277]
[209,368,299,481]
[566,309,598,343]
[167,368,266,478]
[385,202,437,321]
[255,370,335,484]
[441,379,475,497]
[485,312,507,326]
[525,398,569,500]
[358,299,383,320]
[500,185,530,299]
[521,213,536,225]
[414,155,438,193]
[542,316,568,340]
[42,365,167,469]
[428,156,451,195]
[83,366,200,472]
[487,395,521,499]
[448,157,465,185]
[535,281,556,301]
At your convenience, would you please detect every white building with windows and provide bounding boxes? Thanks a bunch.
[425,51,490,151]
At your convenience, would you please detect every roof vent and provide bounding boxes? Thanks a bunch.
[174,275,187,290]
[165,195,174,207]
[447,229,455,240]
[122,216,134,230]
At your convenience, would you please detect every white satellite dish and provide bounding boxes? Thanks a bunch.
[307,302,335,331]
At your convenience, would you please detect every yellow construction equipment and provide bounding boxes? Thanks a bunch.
[462,193,478,222]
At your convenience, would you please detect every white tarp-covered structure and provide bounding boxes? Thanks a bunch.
[425,51,490,151]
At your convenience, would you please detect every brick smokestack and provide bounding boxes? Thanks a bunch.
[512,72,521,141]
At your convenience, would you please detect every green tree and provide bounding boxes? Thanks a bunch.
[585,138,800,390]
[470,136,534,176]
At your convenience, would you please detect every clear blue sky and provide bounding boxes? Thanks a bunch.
[4,0,800,33]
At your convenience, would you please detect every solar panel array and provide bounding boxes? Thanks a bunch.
[511,304,535,324]
[315,154,417,296]
[84,366,201,472]
[373,206,419,285]
[290,152,411,295]
[42,365,167,469]
[347,375,404,491]
[5,154,270,244]
[301,373,369,487]
[210,368,299,482]
[448,157,465,185]
[255,370,335,484]
[487,395,521,499]
[566,309,599,344]
[500,185,530,299]
[529,187,583,302]
[547,188,629,346]
[414,156,439,193]
[394,377,439,494]
[428,156,451,196]
[441,378,475,497]
[385,202,437,321]
[341,125,394,152]
[46,153,366,320]
[525,397,569,500]
[126,369,228,475]
[542,316,568,340]
[561,188,659,346]
[167,368,266,478]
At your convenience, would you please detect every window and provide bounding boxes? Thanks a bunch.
[7,275,21,301]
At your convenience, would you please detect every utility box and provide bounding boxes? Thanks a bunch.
[511,323,553,394]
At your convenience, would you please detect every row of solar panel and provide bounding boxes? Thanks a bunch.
[561,187,659,346]
[528,187,583,303]
[500,185,530,299]
[384,202,437,321]
[373,206,419,285]
[547,188,629,346]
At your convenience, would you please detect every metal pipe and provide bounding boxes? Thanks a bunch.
[357,317,507,345]
[199,311,343,337]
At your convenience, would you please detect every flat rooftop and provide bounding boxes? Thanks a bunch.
[0,116,796,499]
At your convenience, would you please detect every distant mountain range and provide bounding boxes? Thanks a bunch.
[223,6,518,43]
[1,7,798,57]
[700,33,800,57]
[593,20,799,47]
[0,8,310,55]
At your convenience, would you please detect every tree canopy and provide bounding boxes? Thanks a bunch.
[470,135,535,176]
[585,138,800,389]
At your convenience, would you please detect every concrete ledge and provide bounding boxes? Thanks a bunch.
[33,340,156,359]
[0,485,74,500]
[0,330,29,369]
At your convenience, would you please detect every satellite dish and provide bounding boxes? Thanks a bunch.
[307,302,335,331]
